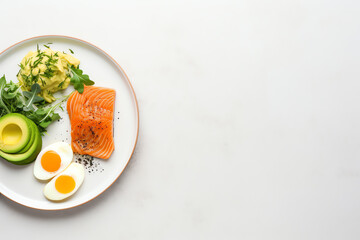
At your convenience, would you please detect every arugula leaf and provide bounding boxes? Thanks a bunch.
[0,75,10,114]
[0,75,66,134]
[23,83,44,111]
[27,93,69,134]
[3,81,21,99]
[15,98,24,109]
[27,108,60,133]
[69,65,94,93]
[39,113,60,129]
[2,81,24,113]
[0,75,5,87]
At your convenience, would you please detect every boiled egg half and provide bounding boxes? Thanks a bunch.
[33,142,73,180]
[44,162,85,201]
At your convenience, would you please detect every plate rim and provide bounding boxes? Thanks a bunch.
[0,35,139,211]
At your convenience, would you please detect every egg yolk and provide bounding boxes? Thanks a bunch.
[55,175,76,194]
[41,150,61,172]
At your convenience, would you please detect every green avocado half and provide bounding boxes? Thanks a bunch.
[0,116,42,165]
[0,113,32,153]
[17,118,35,154]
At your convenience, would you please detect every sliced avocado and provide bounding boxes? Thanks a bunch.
[17,119,35,154]
[0,119,42,165]
[0,113,32,153]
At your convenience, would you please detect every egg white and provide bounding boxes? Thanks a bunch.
[43,162,85,201]
[33,142,73,180]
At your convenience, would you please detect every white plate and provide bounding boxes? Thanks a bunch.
[0,35,139,210]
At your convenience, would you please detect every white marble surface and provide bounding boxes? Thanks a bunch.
[1,0,360,239]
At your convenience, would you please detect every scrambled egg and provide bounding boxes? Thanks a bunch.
[17,48,80,102]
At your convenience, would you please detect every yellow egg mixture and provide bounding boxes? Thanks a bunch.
[17,48,79,102]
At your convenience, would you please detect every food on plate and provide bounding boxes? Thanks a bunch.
[67,86,116,159]
[0,42,120,203]
[17,45,94,103]
[0,45,95,139]
[0,75,66,135]
[0,113,42,164]
[68,65,95,94]
[17,47,80,103]
[43,162,85,201]
[33,142,73,181]
[0,113,31,153]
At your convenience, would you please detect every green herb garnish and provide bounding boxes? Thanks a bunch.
[0,75,66,134]
[58,80,66,89]
[22,83,44,111]
[0,75,10,114]
[69,65,94,93]
[26,93,70,133]
[18,63,25,70]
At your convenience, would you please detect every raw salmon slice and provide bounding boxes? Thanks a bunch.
[67,86,116,159]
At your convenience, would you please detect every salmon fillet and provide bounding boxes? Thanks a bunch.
[67,86,116,159]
